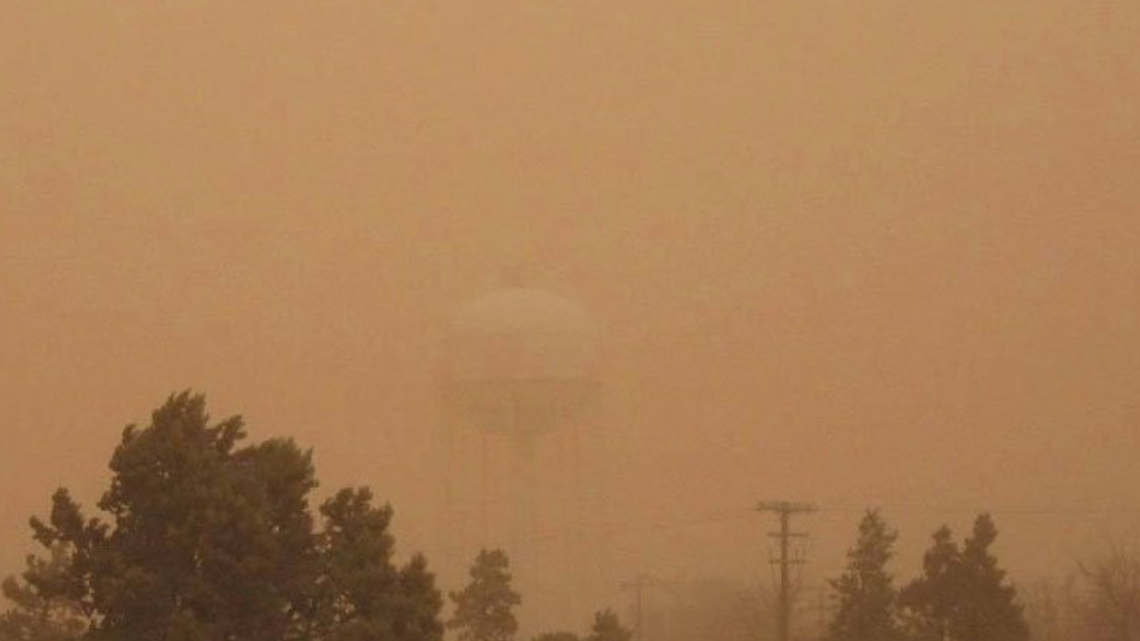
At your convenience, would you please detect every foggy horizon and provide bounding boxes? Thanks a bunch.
[2,0,1138,638]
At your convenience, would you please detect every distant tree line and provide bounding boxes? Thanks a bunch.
[825,509,1140,641]
[1020,539,1140,641]
[446,549,630,641]
[824,509,1028,641]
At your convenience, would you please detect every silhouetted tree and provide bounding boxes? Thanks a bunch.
[1078,539,1140,641]
[1021,575,1085,641]
[900,515,1028,641]
[36,392,321,640]
[954,514,1029,641]
[826,510,903,641]
[0,544,87,641]
[900,525,962,641]
[448,550,521,641]
[318,488,397,640]
[585,610,632,641]
[318,488,443,641]
[391,555,446,641]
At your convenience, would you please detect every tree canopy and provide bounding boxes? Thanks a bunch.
[899,515,1028,641]
[954,515,1029,641]
[448,549,521,641]
[0,392,443,641]
[826,509,903,641]
[0,544,86,641]
[584,610,632,641]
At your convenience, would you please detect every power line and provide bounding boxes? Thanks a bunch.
[424,502,1140,559]
[815,504,1140,516]
[416,499,1140,572]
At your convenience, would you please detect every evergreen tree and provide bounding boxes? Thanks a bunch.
[826,510,902,641]
[952,514,1029,641]
[900,516,1028,641]
[448,550,521,641]
[0,544,87,641]
[900,526,962,641]
[21,392,320,641]
[392,554,446,641]
[585,610,632,641]
[318,488,398,640]
[318,488,443,641]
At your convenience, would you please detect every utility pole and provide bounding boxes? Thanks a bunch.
[757,500,817,641]
[815,583,828,641]
[621,574,651,641]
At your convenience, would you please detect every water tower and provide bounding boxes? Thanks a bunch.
[438,284,603,625]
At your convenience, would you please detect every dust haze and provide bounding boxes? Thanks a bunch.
[1,0,1138,639]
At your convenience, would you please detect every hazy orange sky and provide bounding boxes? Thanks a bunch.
[2,0,1138,631]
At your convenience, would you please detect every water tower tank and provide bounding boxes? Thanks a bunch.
[442,287,599,434]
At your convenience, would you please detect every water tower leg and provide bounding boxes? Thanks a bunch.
[480,431,489,546]
[437,411,464,584]
[570,425,585,614]
[508,430,541,612]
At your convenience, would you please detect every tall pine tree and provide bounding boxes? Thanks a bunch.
[952,514,1029,641]
[826,510,903,641]
[900,525,961,641]
[448,550,521,641]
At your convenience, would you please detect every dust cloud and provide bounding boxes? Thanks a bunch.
[1,0,1138,635]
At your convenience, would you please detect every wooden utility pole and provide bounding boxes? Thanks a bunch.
[757,501,817,641]
[621,574,651,641]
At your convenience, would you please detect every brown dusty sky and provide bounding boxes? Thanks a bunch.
[1,0,1139,630]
